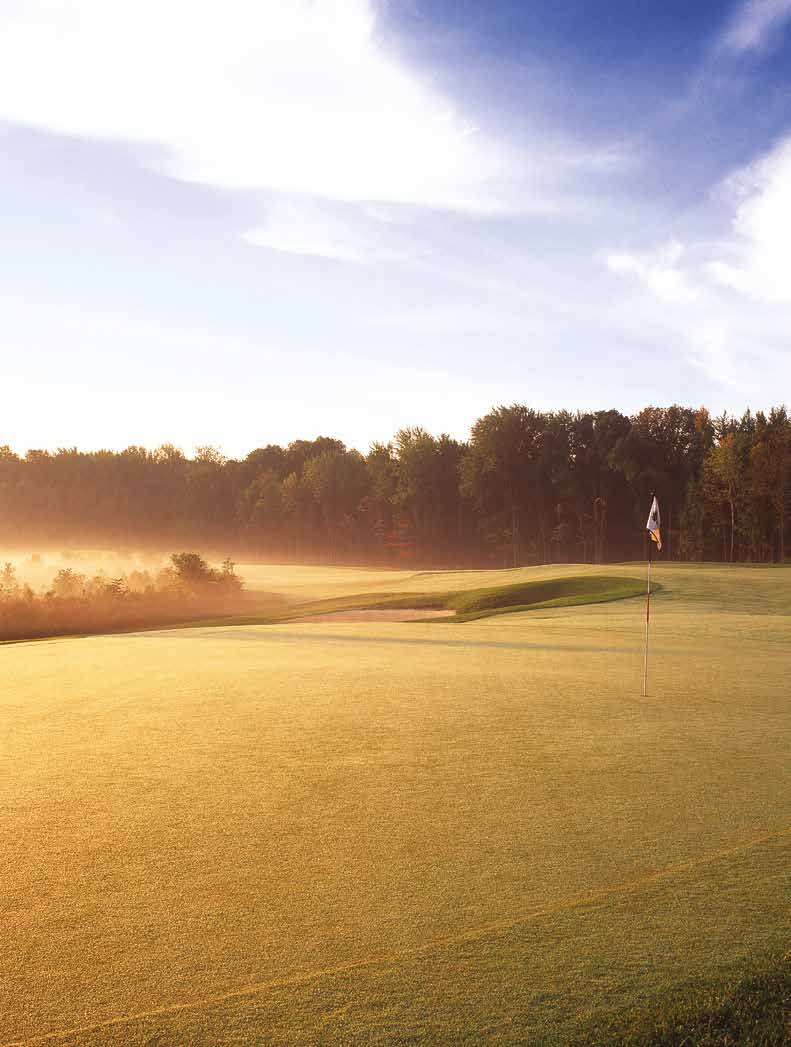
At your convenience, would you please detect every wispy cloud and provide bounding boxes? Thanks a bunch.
[0,0,517,214]
[709,135,791,303]
[604,133,791,400]
[0,0,636,234]
[719,0,791,53]
[244,202,369,264]
[605,241,699,307]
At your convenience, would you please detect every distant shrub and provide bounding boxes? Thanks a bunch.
[49,568,87,599]
[1,562,19,599]
[170,552,215,587]
[169,552,243,593]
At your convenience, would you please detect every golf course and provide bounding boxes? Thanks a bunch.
[2,560,789,1044]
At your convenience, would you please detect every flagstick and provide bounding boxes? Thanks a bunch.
[642,538,652,697]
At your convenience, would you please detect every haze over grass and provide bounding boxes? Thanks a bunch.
[0,552,274,642]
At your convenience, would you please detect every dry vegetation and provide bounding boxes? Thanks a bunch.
[0,552,261,641]
[1,561,788,1044]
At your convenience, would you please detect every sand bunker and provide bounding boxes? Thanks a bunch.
[295,608,455,623]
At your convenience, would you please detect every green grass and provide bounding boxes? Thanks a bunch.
[444,573,648,620]
[569,952,790,1045]
[1,560,788,1045]
[191,572,649,627]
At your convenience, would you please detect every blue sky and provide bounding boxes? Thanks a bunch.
[1,0,790,455]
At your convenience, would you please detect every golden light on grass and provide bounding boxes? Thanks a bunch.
[1,562,789,1043]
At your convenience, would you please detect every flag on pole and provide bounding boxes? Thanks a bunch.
[642,495,660,696]
[646,496,661,551]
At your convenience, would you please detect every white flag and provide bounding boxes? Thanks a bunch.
[646,496,661,551]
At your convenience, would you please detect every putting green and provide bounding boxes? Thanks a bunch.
[2,563,788,1044]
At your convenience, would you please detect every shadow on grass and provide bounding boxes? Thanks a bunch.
[143,627,632,654]
[567,952,790,1047]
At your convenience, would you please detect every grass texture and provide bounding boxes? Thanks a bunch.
[1,561,789,1044]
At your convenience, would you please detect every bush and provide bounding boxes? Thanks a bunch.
[169,552,243,593]
[0,552,244,641]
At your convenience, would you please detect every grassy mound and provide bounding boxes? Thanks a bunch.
[280,573,648,623]
[444,574,647,621]
[569,953,790,1046]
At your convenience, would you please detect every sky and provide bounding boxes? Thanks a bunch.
[1,0,791,457]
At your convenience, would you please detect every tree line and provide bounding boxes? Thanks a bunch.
[1,404,788,566]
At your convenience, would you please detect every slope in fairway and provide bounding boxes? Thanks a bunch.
[1,563,789,1044]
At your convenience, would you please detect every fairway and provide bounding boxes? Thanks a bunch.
[2,563,789,1045]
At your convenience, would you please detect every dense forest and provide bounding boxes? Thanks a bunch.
[1,404,789,566]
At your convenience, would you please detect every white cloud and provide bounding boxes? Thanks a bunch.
[0,0,637,232]
[0,0,519,214]
[603,136,791,402]
[244,202,368,263]
[605,241,700,307]
[708,135,791,304]
[719,0,791,52]
[243,196,433,264]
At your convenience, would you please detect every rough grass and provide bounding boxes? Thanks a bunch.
[2,561,789,1045]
